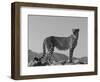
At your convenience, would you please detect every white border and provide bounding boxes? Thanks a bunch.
[20,7,94,75]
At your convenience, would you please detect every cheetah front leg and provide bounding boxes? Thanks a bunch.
[69,48,74,63]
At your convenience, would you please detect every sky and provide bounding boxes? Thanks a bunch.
[28,15,88,58]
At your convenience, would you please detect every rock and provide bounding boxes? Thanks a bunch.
[28,49,88,66]
[79,57,88,64]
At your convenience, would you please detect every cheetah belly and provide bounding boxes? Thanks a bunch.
[55,38,70,50]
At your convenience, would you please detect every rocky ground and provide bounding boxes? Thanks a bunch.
[28,49,88,66]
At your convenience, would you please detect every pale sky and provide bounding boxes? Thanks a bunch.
[28,15,88,58]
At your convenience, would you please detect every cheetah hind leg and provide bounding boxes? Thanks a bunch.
[69,48,74,63]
